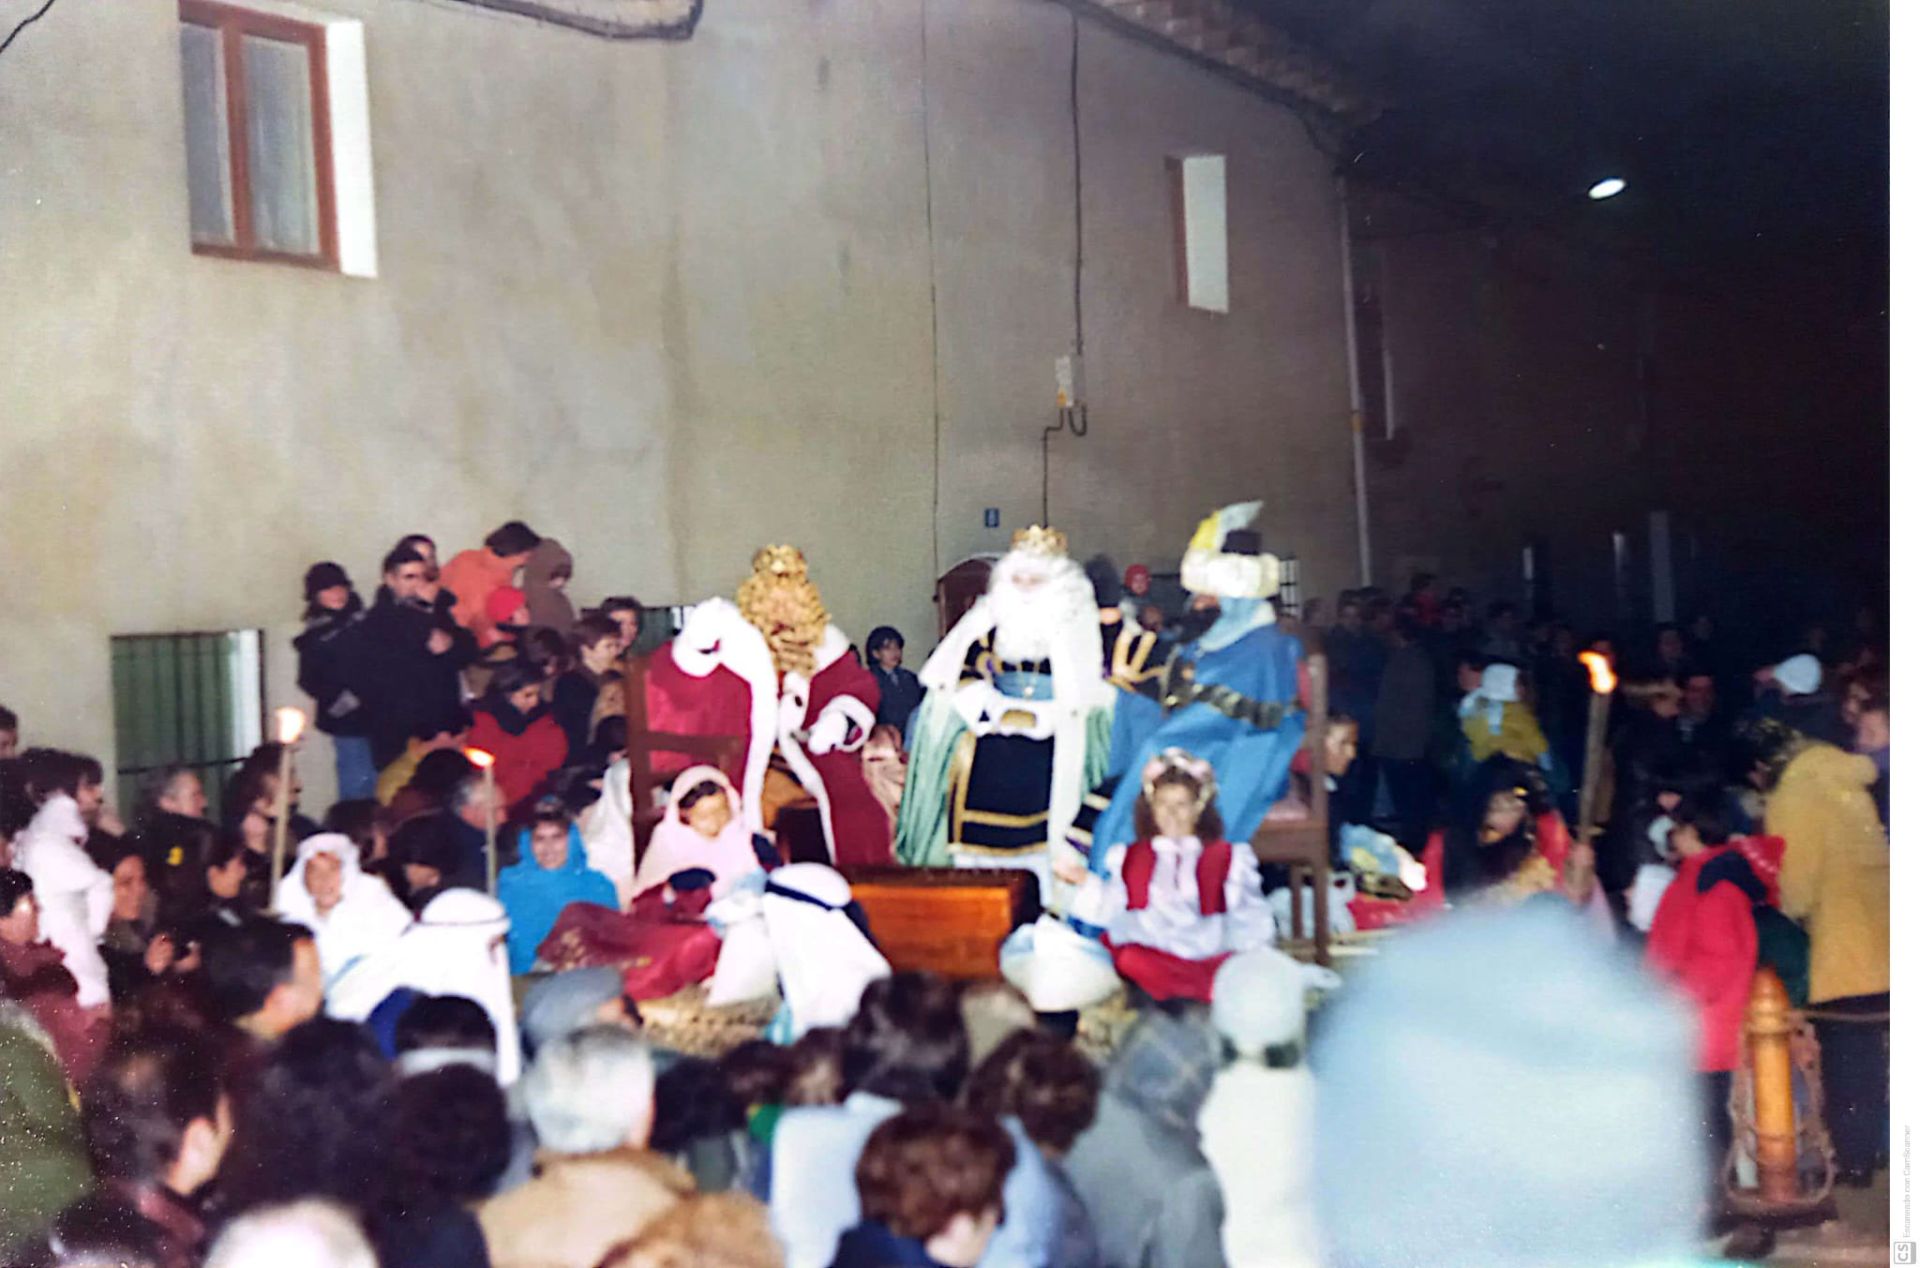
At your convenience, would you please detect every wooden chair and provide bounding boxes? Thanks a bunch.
[934,557,995,637]
[624,652,745,875]
[1250,653,1333,967]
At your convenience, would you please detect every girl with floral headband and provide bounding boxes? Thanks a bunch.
[1091,749,1274,1003]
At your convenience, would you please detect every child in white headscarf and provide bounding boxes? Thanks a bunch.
[633,766,762,899]
[274,834,412,995]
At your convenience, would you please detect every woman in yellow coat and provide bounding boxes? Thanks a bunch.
[1458,663,1551,766]
[1746,717,1890,1182]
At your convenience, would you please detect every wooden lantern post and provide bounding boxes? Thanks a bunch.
[268,708,306,913]
[1746,967,1801,1204]
[464,747,499,895]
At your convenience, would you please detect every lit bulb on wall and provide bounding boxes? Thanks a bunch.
[1587,177,1627,201]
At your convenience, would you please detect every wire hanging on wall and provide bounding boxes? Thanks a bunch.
[0,0,62,61]
[1041,11,1090,527]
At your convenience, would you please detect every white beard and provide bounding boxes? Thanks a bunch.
[987,552,1097,666]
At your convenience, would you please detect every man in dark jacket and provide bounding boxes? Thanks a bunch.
[353,548,478,769]
[1325,595,1389,826]
[1373,615,1438,848]
[294,561,376,799]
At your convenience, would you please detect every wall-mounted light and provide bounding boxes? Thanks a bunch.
[1587,177,1627,201]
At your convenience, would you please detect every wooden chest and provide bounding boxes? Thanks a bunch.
[841,867,1040,981]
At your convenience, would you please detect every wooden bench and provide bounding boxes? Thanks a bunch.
[843,866,1040,980]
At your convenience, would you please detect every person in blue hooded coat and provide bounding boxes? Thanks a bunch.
[1072,504,1307,876]
[498,802,618,974]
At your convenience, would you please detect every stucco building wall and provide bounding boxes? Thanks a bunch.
[0,0,1357,801]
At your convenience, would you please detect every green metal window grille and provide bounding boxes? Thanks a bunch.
[109,631,264,817]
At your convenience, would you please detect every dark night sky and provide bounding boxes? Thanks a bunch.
[1236,0,1888,308]
[1232,0,1889,625]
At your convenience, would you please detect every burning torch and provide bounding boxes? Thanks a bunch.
[268,707,306,912]
[463,747,499,895]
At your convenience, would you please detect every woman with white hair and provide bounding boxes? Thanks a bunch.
[478,1025,772,1268]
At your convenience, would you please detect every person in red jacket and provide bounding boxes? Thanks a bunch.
[1643,798,1786,1164]
[467,662,569,816]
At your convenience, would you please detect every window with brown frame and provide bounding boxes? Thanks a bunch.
[178,0,337,269]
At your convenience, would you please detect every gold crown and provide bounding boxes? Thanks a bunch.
[749,544,809,580]
[1011,525,1068,558]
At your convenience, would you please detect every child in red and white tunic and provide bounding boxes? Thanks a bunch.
[1091,749,1275,1002]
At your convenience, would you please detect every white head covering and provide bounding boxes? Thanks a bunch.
[1773,653,1822,697]
[1480,663,1520,702]
[1179,501,1283,600]
[1458,662,1521,732]
[579,757,637,907]
[1210,947,1338,1058]
[330,889,521,1085]
[633,765,760,898]
[274,834,412,993]
[762,863,889,1035]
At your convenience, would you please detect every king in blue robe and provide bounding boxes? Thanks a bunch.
[1074,504,1308,875]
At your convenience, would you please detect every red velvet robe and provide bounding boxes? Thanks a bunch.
[780,648,893,867]
[536,884,723,1001]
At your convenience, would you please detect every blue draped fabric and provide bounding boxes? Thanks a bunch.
[1090,623,1307,871]
[498,824,619,973]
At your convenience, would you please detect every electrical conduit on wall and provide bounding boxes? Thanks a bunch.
[433,0,703,41]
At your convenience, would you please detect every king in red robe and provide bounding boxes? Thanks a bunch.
[641,547,893,869]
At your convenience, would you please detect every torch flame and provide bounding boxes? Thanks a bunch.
[274,707,307,744]
[1579,651,1617,695]
[463,747,497,769]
